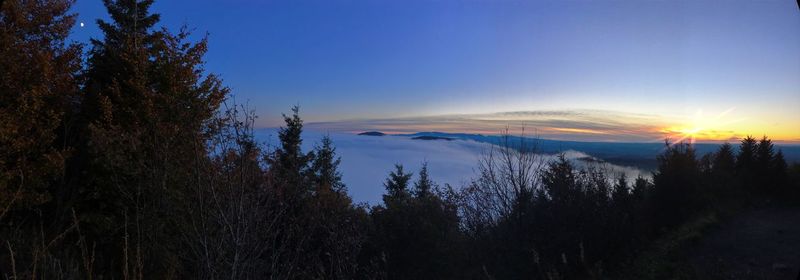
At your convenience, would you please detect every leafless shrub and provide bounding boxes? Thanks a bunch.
[459,129,547,232]
[175,102,306,279]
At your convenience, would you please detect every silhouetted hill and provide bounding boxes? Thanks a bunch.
[358,131,386,136]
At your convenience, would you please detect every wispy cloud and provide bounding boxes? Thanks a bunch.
[308,110,677,142]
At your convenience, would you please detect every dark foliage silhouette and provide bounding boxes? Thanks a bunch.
[0,0,797,279]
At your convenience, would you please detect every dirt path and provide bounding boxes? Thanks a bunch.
[689,207,800,279]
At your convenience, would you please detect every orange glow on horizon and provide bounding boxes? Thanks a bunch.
[655,107,800,144]
[316,107,800,144]
[550,127,609,135]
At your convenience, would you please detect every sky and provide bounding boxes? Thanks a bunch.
[68,0,800,143]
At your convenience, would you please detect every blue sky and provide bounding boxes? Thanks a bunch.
[68,0,800,141]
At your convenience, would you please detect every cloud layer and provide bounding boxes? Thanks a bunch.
[307,110,680,142]
[256,129,649,205]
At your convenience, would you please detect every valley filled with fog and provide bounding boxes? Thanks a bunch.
[256,129,650,204]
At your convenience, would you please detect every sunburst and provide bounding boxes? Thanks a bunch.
[661,107,740,145]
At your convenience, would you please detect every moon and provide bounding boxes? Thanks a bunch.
[80,22,84,27]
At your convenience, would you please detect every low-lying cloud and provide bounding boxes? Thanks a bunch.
[255,129,650,205]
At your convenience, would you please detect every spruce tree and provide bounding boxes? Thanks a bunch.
[83,0,160,126]
[652,142,702,227]
[540,154,577,205]
[755,136,775,187]
[737,136,758,169]
[414,162,435,198]
[312,135,345,194]
[710,143,738,196]
[0,0,81,215]
[632,176,650,201]
[273,105,313,188]
[736,136,757,181]
[713,143,736,175]
[611,174,631,204]
[383,164,412,205]
[76,0,229,276]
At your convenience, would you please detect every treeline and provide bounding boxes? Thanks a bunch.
[1,1,799,279]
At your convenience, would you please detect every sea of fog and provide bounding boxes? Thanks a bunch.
[254,129,650,205]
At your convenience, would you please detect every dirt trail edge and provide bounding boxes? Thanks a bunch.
[689,207,800,279]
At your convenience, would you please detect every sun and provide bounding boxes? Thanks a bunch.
[660,107,739,145]
[676,126,705,144]
[663,126,703,144]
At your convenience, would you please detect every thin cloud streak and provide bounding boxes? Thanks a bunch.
[308,110,678,143]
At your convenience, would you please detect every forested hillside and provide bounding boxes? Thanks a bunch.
[1,1,798,279]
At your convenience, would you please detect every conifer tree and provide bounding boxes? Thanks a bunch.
[736,136,758,187]
[755,136,775,186]
[273,105,313,189]
[733,136,760,194]
[756,136,774,165]
[414,162,435,198]
[713,143,737,175]
[383,164,413,204]
[652,142,702,227]
[737,136,758,169]
[540,154,577,205]
[0,0,81,216]
[83,0,160,126]
[611,174,631,204]
[76,0,228,276]
[306,135,363,279]
[756,136,775,162]
[709,143,738,196]
[312,135,345,194]
[632,176,650,201]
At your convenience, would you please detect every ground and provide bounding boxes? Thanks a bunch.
[689,206,800,279]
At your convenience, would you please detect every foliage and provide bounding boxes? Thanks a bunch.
[0,0,796,279]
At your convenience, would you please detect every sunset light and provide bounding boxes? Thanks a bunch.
[657,107,751,144]
[3,0,800,278]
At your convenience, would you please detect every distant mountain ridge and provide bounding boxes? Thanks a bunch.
[358,131,386,136]
[357,131,800,170]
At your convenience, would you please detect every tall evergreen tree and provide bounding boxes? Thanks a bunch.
[611,174,631,204]
[736,136,758,172]
[0,0,81,217]
[540,154,577,205]
[413,162,435,198]
[278,106,304,161]
[272,105,313,190]
[83,0,160,126]
[0,4,83,277]
[709,142,739,198]
[383,164,413,204]
[311,135,345,194]
[305,135,364,279]
[713,143,737,175]
[755,136,775,182]
[632,176,651,201]
[651,142,702,228]
[756,136,774,168]
[75,0,228,276]
[737,136,758,169]
[736,136,758,189]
